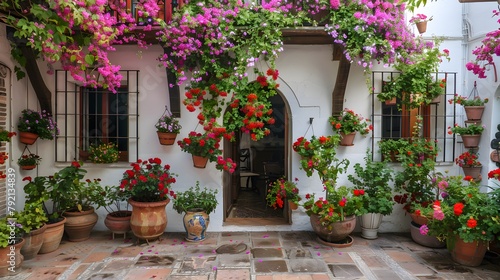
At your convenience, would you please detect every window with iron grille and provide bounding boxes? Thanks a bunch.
[370,71,458,163]
[54,70,139,163]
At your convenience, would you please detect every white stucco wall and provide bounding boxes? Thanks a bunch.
[3,0,499,234]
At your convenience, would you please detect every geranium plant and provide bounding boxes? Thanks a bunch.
[302,186,364,225]
[17,109,58,140]
[119,158,177,202]
[329,108,372,135]
[292,136,315,159]
[448,123,484,135]
[0,130,16,142]
[172,181,219,214]
[266,177,301,209]
[393,116,438,212]
[455,151,481,167]
[177,130,237,173]
[448,94,489,107]
[17,153,42,167]
[88,142,119,163]
[293,134,360,225]
[420,175,500,243]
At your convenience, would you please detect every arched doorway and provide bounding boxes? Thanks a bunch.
[223,92,291,225]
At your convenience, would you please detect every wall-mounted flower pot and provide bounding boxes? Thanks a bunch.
[20,165,36,170]
[461,134,481,149]
[462,166,482,180]
[464,106,484,121]
[339,132,356,146]
[192,155,208,168]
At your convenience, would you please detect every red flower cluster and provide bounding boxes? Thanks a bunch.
[467,218,477,228]
[455,151,481,167]
[120,158,177,202]
[352,189,365,196]
[453,202,464,216]
[488,168,500,181]
[0,152,8,164]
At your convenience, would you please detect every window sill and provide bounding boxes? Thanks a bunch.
[55,162,132,168]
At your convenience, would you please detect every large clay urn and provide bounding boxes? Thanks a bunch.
[129,198,169,241]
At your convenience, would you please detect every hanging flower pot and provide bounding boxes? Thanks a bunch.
[339,132,356,146]
[416,21,427,34]
[464,106,485,121]
[461,135,481,149]
[192,155,209,168]
[157,131,178,145]
[20,165,36,170]
[19,131,39,145]
[385,97,397,105]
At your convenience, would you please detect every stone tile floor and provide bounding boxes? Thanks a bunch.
[5,231,500,280]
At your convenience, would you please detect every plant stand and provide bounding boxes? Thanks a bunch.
[104,211,132,240]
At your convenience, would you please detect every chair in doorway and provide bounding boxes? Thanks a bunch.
[239,148,259,190]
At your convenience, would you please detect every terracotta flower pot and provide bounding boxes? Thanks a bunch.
[39,217,66,254]
[129,198,169,241]
[464,106,484,121]
[192,155,208,168]
[461,134,481,149]
[288,201,298,210]
[310,214,356,243]
[462,166,482,180]
[409,221,445,248]
[0,238,25,277]
[20,223,47,260]
[20,165,36,170]
[416,21,427,34]
[339,132,356,146]
[447,234,488,267]
[63,207,98,242]
[104,211,132,239]
[183,210,210,242]
[19,132,38,145]
[157,131,177,145]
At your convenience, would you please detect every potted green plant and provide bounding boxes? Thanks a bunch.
[88,142,119,163]
[23,161,107,244]
[265,177,301,210]
[378,138,409,162]
[119,157,177,240]
[383,40,449,110]
[419,175,500,266]
[293,134,363,245]
[172,181,218,241]
[103,185,131,239]
[16,199,49,260]
[17,109,58,144]
[449,123,484,149]
[155,112,182,145]
[348,150,394,239]
[448,94,488,121]
[0,215,25,276]
[328,108,372,146]
[17,153,42,170]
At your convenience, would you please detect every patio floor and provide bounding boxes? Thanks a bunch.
[4,230,500,280]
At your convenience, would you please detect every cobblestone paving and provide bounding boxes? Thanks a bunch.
[4,231,500,280]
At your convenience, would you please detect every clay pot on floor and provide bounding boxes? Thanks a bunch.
[20,224,47,260]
